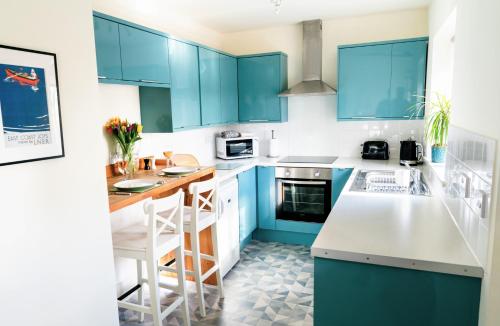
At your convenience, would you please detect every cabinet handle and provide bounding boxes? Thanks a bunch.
[140,79,159,83]
[98,75,107,79]
[249,119,269,122]
[354,116,375,119]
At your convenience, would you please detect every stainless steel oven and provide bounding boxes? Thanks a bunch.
[275,167,332,223]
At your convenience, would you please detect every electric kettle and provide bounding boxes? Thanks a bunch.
[400,139,424,166]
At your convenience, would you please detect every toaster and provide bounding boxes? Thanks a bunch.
[361,141,390,160]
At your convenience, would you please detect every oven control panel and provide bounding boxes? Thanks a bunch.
[275,167,332,180]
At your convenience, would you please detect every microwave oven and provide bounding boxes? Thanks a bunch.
[216,136,259,160]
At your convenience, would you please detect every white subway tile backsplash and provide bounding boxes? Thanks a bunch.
[235,97,425,159]
[444,125,496,267]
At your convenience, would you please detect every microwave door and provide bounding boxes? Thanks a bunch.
[226,140,253,157]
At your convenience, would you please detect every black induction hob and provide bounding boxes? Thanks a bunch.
[277,156,338,164]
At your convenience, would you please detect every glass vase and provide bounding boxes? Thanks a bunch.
[121,143,136,178]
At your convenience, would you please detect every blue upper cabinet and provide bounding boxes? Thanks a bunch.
[168,39,201,130]
[389,40,428,119]
[337,38,428,121]
[337,44,392,120]
[119,25,170,84]
[238,167,257,248]
[257,166,276,230]
[220,54,239,124]
[93,16,122,80]
[238,53,288,123]
[199,48,222,126]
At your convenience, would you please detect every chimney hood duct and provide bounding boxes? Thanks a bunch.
[279,20,337,97]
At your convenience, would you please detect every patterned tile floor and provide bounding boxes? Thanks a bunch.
[119,240,314,325]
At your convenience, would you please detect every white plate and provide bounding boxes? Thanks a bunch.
[113,179,156,191]
[161,166,198,175]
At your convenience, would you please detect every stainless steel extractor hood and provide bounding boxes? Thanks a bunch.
[279,20,337,97]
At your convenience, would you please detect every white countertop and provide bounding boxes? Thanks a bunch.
[211,156,483,278]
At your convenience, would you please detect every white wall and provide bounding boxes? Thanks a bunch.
[428,0,500,325]
[93,0,223,49]
[224,9,429,158]
[0,1,118,326]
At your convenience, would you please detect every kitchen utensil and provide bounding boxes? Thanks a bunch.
[111,191,132,196]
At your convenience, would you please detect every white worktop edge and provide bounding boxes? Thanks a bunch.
[212,156,483,278]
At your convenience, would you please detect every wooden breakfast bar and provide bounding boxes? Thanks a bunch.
[107,164,218,285]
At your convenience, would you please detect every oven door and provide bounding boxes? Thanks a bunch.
[225,139,254,158]
[276,179,332,223]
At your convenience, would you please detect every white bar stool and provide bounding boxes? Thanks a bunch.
[112,189,190,326]
[164,178,224,317]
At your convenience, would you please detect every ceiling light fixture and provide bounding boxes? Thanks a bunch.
[270,0,283,15]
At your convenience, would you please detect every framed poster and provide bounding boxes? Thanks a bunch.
[0,45,64,166]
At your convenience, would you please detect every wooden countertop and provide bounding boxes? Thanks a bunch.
[107,166,215,213]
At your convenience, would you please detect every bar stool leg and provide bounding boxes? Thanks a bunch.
[136,260,145,322]
[146,257,162,326]
[175,245,191,326]
[211,223,224,298]
[191,232,206,317]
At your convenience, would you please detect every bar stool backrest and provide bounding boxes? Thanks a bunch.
[188,179,218,228]
[143,189,185,255]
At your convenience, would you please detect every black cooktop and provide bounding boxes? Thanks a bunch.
[277,156,338,164]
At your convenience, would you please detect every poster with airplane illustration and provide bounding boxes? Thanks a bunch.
[0,45,64,166]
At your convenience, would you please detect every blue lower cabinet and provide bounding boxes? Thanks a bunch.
[257,166,276,230]
[275,220,322,234]
[238,168,257,249]
[332,168,353,207]
[314,258,481,326]
[253,229,318,247]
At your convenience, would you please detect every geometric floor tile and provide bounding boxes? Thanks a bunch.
[119,240,314,325]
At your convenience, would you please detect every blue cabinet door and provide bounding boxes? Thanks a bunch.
[169,39,201,130]
[119,25,170,84]
[220,54,238,124]
[332,168,353,207]
[199,48,222,126]
[238,168,257,248]
[238,54,287,122]
[337,44,392,120]
[315,258,481,326]
[389,40,428,119]
[257,166,276,230]
[93,16,122,80]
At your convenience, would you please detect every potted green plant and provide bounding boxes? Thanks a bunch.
[409,93,451,163]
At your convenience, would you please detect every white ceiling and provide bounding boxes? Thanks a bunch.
[160,0,431,33]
